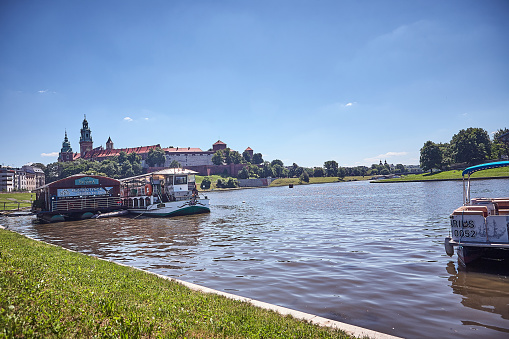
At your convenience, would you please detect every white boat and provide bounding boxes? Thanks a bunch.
[120,168,210,217]
[445,161,509,266]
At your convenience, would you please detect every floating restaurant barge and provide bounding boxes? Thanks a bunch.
[32,174,124,223]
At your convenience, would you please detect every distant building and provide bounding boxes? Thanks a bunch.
[0,165,45,192]
[0,166,15,192]
[59,118,256,175]
[79,115,93,156]
[58,131,75,162]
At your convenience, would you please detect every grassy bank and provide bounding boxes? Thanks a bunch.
[269,176,370,187]
[378,167,509,183]
[0,229,353,338]
[0,192,33,211]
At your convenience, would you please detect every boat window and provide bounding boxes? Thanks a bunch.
[166,176,174,185]
[175,176,187,185]
[188,175,195,182]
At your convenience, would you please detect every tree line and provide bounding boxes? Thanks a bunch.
[420,127,508,173]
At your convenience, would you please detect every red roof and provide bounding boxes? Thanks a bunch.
[245,147,253,151]
[77,144,161,160]
[213,140,226,145]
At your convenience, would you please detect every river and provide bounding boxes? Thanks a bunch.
[2,179,509,338]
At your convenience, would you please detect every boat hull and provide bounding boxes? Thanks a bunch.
[127,199,210,217]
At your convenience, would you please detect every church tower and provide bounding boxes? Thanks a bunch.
[106,136,114,150]
[79,115,93,156]
[58,131,74,162]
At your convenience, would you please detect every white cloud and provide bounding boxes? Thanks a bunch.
[41,152,58,157]
[124,117,133,122]
[144,117,149,120]
[38,90,48,93]
[345,102,354,107]
[364,151,408,163]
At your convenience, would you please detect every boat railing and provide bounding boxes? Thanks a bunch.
[51,196,122,212]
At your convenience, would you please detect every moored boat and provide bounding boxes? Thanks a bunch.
[32,174,124,223]
[444,161,509,266]
[119,168,210,217]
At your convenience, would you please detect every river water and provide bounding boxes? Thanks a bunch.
[2,179,509,338]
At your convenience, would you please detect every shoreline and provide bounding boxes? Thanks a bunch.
[0,226,401,339]
[373,175,509,183]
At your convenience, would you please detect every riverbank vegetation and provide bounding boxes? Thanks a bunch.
[377,167,509,182]
[419,127,508,173]
[0,229,353,338]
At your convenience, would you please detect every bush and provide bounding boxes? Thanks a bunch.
[216,177,238,188]
[200,177,211,189]
[299,171,310,183]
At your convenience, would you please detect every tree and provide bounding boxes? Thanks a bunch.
[299,170,309,183]
[289,163,300,177]
[230,150,243,164]
[451,127,491,165]
[118,151,128,164]
[127,152,141,164]
[438,143,453,169]
[420,141,442,173]
[211,151,224,165]
[169,160,181,168]
[492,128,509,159]
[44,162,64,183]
[120,161,135,178]
[395,164,405,173]
[242,150,252,163]
[338,167,347,179]
[146,147,166,167]
[323,160,338,177]
[261,162,275,178]
[237,166,250,179]
[99,160,118,178]
[271,159,284,167]
[272,164,287,177]
[313,167,324,177]
[252,153,263,164]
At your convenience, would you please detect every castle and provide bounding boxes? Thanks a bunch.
[58,116,255,175]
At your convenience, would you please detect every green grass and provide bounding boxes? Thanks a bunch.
[196,175,237,190]
[269,176,370,187]
[0,229,354,338]
[379,167,509,182]
[0,192,34,211]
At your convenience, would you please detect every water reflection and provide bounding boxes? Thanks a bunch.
[447,262,509,322]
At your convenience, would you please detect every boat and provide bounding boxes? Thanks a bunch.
[32,174,124,223]
[119,168,210,217]
[444,161,509,266]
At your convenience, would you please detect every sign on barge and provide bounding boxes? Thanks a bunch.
[32,174,124,223]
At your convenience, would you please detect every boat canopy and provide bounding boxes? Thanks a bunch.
[462,161,509,177]
[119,168,198,182]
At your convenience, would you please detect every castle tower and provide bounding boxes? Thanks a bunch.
[212,140,227,152]
[106,136,114,150]
[58,131,74,162]
[79,115,93,155]
[244,147,254,158]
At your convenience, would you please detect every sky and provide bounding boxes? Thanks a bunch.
[1,0,508,169]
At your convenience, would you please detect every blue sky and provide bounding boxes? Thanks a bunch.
[1,0,508,168]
